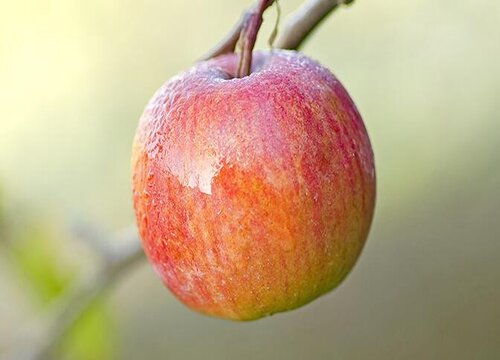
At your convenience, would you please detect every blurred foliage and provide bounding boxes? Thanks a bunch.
[8,224,73,302]
[61,305,115,360]
[0,194,114,359]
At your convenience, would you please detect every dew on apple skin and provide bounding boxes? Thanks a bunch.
[132,49,375,320]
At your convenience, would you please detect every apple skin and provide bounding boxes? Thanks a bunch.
[132,49,375,321]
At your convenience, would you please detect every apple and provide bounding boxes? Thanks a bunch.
[132,49,375,320]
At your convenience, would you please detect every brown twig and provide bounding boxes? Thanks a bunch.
[203,0,354,62]
[275,0,355,50]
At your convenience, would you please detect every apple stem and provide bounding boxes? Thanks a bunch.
[236,0,275,78]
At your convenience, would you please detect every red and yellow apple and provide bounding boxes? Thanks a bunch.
[132,49,375,320]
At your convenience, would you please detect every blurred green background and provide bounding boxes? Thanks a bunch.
[1,0,499,359]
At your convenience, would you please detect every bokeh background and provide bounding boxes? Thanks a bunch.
[1,0,499,359]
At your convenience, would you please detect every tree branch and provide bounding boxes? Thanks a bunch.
[5,227,145,360]
[202,0,355,62]
[275,0,355,50]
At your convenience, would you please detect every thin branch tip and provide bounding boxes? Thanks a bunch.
[276,0,355,50]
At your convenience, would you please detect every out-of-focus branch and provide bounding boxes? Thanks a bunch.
[5,227,145,360]
[275,0,355,50]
